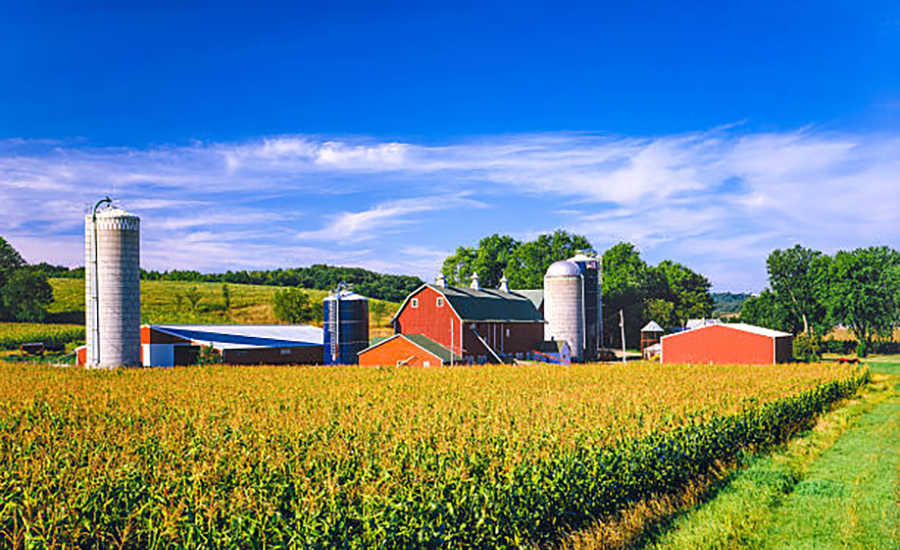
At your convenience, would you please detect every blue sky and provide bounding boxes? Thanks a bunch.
[0,1,898,291]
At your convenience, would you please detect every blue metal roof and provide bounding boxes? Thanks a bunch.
[146,324,324,349]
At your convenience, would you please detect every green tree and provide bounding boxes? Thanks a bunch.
[221,284,231,311]
[506,230,592,289]
[184,286,202,313]
[602,243,653,347]
[441,230,591,290]
[740,289,801,333]
[441,234,521,289]
[442,246,477,286]
[0,237,26,283]
[826,246,900,357]
[1,268,54,322]
[474,234,521,288]
[370,300,393,327]
[645,299,678,329]
[654,260,714,326]
[273,288,316,324]
[766,245,831,336]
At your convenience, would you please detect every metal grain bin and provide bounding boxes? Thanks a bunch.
[323,289,369,365]
[568,252,602,361]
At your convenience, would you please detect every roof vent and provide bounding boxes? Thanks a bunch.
[470,272,481,291]
[498,275,509,293]
[435,272,447,288]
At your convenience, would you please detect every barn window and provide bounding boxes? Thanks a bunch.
[423,361,431,367]
[506,328,510,337]
[436,297,444,307]
[280,348,292,356]
[411,298,419,308]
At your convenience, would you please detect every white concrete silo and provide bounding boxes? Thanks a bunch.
[544,260,585,361]
[85,201,141,367]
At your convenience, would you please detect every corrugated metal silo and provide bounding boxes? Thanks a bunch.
[85,202,141,368]
[544,260,585,361]
[323,287,369,365]
[568,252,602,361]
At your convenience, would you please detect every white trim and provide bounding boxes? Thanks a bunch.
[660,323,791,341]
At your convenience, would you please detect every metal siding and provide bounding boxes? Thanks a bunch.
[775,336,794,363]
[395,287,464,357]
[661,325,778,365]
[323,294,369,365]
[396,287,544,360]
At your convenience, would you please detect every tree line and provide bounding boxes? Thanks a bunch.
[53,264,423,303]
[0,238,54,322]
[740,245,900,357]
[442,231,714,348]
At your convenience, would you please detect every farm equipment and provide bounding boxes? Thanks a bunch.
[19,342,65,356]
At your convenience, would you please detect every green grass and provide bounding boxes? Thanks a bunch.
[639,358,899,550]
[48,278,397,327]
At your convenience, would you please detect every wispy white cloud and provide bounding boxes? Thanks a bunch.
[296,195,486,243]
[0,128,896,290]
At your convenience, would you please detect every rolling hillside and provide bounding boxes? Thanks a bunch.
[48,278,398,329]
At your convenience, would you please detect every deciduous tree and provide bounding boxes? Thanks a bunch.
[826,246,900,357]
[766,245,831,336]
[273,288,316,324]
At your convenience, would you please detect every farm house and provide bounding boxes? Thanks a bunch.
[389,274,545,364]
[359,334,462,367]
[660,323,793,365]
[138,324,324,366]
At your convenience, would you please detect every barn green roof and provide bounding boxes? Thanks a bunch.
[363,334,462,363]
[432,284,544,323]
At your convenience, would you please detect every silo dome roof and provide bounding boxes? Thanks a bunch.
[545,260,581,278]
[93,207,137,218]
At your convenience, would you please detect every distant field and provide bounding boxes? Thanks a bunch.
[48,278,397,327]
[828,327,900,341]
[0,323,84,350]
[0,360,866,548]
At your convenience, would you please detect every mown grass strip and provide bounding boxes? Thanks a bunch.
[634,370,895,550]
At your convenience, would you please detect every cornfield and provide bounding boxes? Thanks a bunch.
[0,361,866,548]
[0,323,85,350]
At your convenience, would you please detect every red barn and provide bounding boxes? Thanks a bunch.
[660,323,793,365]
[391,280,545,364]
[359,334,461,367]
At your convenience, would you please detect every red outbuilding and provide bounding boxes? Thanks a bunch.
[359,334,461,367]
[660,323,793,365]
[390,278,545,364]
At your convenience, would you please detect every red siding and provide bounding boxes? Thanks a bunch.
[359,336,443,367]
[394,287,544,361]
[142,326,190,345]
[661,325,786,365]
[395,287,464,357]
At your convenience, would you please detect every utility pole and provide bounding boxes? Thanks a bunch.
[620,309,626,365]
[450,317,455,366]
